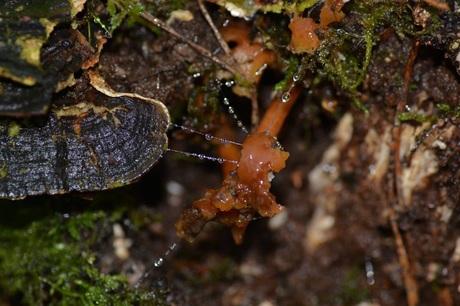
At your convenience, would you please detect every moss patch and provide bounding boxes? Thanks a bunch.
[0,199,168,305]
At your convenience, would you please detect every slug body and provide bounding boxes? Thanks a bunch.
[175,131,289,244]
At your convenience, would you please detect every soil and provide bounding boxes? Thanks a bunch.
[3,2,460,306]
[95,5,460,306]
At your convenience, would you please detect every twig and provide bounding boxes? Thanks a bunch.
[388,208,419,306]
[139,12,239,77]
[422,0,450,11]
[140,9,261,127]
[197,0,234,60]
[392,39,420,209]
[197,1,260,128]
[389,38,420,306]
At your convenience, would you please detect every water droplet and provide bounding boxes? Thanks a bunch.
[205,133,213,141]
[293,72,301,82]
[193,72,201,78]
[223,97,230,105]
[369,165,376,175]
[225,80,234,87]
[255,63,267,76]
[154,257,163,267]
[228,106,234,114]
[365,257,375,285]
[198,154,205,160]
[282,92,291,103]
[217,158,224,164]
[322,164,336,173]
[237,121,243,127]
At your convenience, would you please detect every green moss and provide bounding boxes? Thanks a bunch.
[101,0,191,36]
[350,1,420,37]
[316,30,370,112]
[0,200,168,305]
[311,1,445,112]
[274,56,300,92]
[187,81,221,128]
[204,257,236,284]
[127,205,164,231]
[437,103,460,118]
[340,264,371,304]
[398,111,437,123]
[185,257,237,287]
[106,0,145,33]
[321,264,371,305]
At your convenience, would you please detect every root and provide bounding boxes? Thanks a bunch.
[389,39,420,306]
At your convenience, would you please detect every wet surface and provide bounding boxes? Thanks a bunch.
[95,7,460,305]
[2,2,460,305]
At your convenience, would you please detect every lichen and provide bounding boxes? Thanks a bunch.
[0,165,7,178]
[7,121,21,137]
[212,0,320,16]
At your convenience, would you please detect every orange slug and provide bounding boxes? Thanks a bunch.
[175,18,300,244]
[175,131,289,244]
